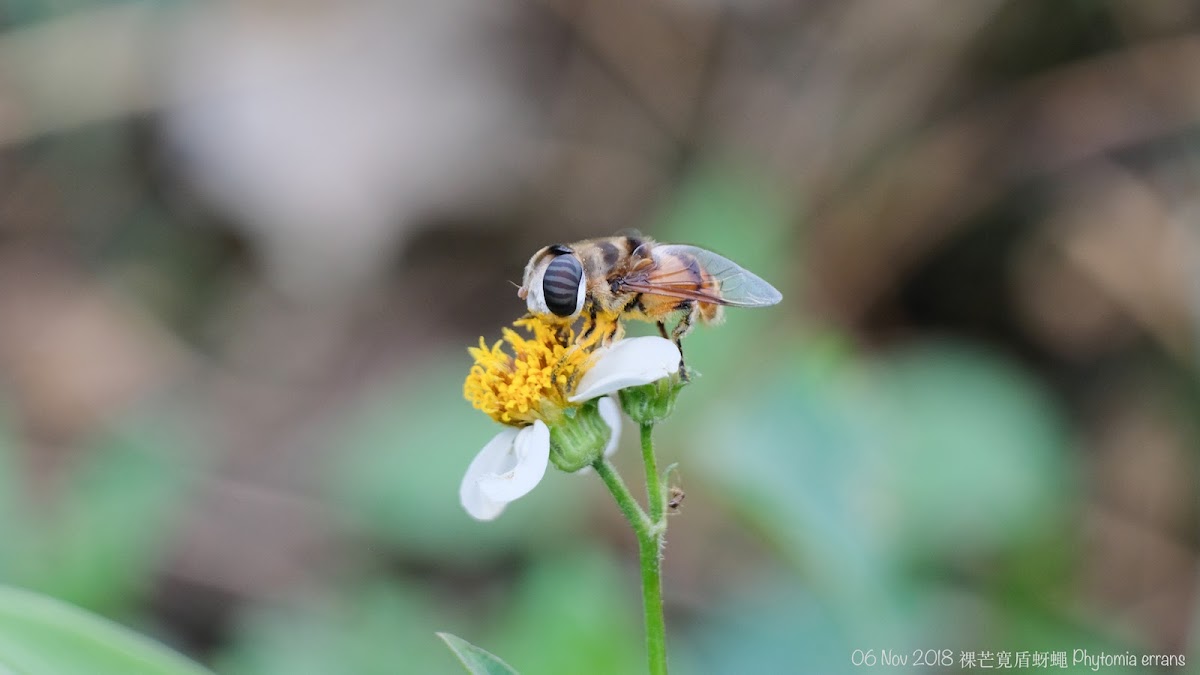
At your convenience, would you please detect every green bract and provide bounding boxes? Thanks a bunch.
[619,372,687,426]
[548,400,612,473]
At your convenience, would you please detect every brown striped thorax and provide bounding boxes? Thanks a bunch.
[517,233,782,353]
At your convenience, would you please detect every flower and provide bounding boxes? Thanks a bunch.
[460,318,681,520]
[463,317,597,427]
[460,397,622,520]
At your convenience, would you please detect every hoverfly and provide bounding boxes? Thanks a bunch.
[517,232,781,362]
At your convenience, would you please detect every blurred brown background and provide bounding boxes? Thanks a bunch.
[1,0,1199,673]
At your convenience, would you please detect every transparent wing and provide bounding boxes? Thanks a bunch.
[617,245,782,307]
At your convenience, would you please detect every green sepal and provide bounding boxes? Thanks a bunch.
[548,400,611,473]
[618,373,688,426]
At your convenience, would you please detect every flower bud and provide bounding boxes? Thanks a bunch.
[619,372,687,426]
[548,400,612,472]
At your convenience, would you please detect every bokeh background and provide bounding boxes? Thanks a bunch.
[1,0,1198,673]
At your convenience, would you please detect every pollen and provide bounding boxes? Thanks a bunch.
[464,317,602,426]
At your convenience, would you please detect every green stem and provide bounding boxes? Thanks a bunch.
[593,449,668,675]
[638,530,667,675]
[641,424,664,522]
[592,458,651,539]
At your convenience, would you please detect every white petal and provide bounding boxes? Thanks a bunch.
[573,396,622,475]
[569,337,681,402]
[460,428,520,521]
[462,491,506,521]
[479,421,550,502]
[598,396,622,458]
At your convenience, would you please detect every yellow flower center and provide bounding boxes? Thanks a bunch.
[464,315,616,426]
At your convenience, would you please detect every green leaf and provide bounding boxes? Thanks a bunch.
[437,633,519,675]
[0,585,211,675]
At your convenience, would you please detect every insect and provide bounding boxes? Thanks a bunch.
[517,232,782,364]
[667,486,685,512]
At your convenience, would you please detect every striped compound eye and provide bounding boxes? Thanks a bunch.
[542,253,584,317]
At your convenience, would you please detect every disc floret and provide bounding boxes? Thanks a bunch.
[463,317,599,426]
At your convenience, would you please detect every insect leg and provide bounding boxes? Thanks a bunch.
[656,321,669,339]
[671,306,697,381]
[671,301,697,340]
[676,339,688,382]
[604,317,621,344]
[579,304,599,341]
[553,323,572,346]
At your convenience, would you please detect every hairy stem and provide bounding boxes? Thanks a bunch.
[593,458,651,539]
[638,529,667,675]
[593,456,668,675]
[641,424,664,523]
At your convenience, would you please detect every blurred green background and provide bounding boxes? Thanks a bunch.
[0,0,1198,673]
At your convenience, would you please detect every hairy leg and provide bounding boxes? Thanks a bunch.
[670,307,697,380]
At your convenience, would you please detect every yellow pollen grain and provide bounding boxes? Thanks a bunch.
[463,317,601,426]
